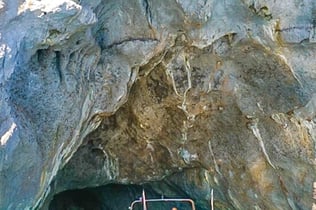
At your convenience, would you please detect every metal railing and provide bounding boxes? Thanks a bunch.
[128,190,196,210]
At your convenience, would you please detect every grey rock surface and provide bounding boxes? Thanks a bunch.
[0,0,316,209]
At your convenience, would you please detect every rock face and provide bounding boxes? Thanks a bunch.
[0,0,316,209]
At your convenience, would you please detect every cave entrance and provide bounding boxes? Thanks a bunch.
[48,183,197,210]
[48,187,102,210]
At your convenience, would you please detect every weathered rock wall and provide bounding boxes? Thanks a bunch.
[0,0,316,209]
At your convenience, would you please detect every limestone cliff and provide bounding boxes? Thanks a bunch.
[0,0,316,209]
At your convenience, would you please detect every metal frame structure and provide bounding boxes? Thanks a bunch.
[128,190,196,210]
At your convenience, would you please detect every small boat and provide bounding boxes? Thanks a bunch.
[128,190,196,210]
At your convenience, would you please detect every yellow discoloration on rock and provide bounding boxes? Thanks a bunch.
[248,158,274,195]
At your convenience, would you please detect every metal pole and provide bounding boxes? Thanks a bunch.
[142,190,147,210]
[210,189,214,210]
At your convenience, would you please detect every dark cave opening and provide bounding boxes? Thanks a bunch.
[49,188,102,210]
[48,183,197,210]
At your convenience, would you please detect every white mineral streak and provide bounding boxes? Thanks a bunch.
[0,122,16,146]
[0,1,4,10]
[248,119,276,169]
[208,140,222,176]
[166,65,181,97]
[228,189,242,210]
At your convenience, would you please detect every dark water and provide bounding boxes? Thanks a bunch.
[49,184,198,210]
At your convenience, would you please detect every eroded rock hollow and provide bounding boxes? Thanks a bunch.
[1,0,316,209]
